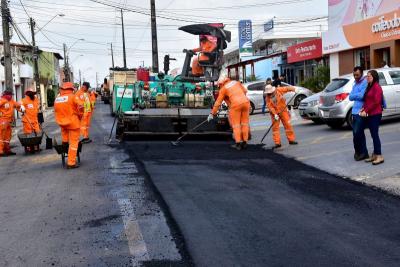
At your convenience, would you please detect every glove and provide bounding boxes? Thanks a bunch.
[207,114,214,122]
[274,114,279,121]
[20,105,26,113]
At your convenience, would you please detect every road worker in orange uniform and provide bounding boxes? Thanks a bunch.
[265,84,298,149]
[54,82,83,169]
[191,35,218,76]
[75,82,92,144]
[21,88,40,135]
[209,74,250,150]
[0,90,24,157]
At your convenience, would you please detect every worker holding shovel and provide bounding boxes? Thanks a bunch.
[265,84,298,149]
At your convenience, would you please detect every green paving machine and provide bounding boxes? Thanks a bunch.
[112,24,232,140]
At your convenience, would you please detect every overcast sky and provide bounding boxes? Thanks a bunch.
[6,0,328,86]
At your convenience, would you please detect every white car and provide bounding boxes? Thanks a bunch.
[244,81,313,114]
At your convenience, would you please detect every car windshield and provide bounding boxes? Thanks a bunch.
[324,78,349,92]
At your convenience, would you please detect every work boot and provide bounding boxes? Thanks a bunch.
[365,154,376,163]
[230,143,242,151]
[372,155,384,165]
[81,138,92,144]
[272,144,282,150]
[289,141,298,145]
[66,164,80,169]
[241,142,248,150]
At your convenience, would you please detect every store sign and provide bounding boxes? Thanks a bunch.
[238,20,253,58]
[322,0,400,54]
[287,39,322,63]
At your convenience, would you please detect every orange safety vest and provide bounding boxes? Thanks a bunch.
[54,91,81,129]
[75,88,91,114]
[266,87,293,115]
[21,96,39,124]
[0,98,20,123]
[193,39,217,62]
[212,80,249,115]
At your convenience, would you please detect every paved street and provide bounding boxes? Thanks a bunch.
[2,102,400,266]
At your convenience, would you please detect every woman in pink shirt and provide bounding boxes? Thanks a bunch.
[359,70,384,165]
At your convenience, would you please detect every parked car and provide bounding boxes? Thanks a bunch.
[244,81,313,115]
[319,67,400,129]
[298,92,323,123]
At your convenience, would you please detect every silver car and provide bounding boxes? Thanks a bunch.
[298,92,323,123]
[244,81,313,115]
[319,67,400,129]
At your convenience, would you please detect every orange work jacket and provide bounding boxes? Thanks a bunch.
[212,80,249,115]
[0,98,21,123]
[54,91,82,129]
[266,87,294,115]
[21,96,39,124]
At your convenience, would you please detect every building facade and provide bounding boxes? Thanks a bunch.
[323,0,400,78]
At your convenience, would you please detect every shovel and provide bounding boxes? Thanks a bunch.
[171,118,209,146]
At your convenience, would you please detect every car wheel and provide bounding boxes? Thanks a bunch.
[346,110,353,129]
[249,102,255,115]
[326,120,345,129]
[293,95,306,109]
[311,118,324,124]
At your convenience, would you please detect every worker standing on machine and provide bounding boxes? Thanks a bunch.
[21,88,41,152]
[265,84,298,149]
[208,74,250,150]
[0,90,25,157]
[54,82,83,169]
[75,82,92,144]
[191,35,217,77]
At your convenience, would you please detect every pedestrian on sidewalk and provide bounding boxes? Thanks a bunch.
[54,82,83,169]
[75,82,92,144]
[0,90,25,157]
[359,70,384,165]
[349,66,369,161]
[209,74,250,150]
[265,84,298,149]
[262,78,272,115]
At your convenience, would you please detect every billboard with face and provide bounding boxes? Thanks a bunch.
[323,0,400,54]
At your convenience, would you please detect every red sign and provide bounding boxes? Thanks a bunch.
[287,39,322,63]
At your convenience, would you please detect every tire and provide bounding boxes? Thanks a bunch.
[326,120,345,129]
[249,102,255,115]
[346,110,353,129]
[293,95,306,109]
[311,118,324,124]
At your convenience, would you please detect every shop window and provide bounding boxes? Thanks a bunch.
[389,71,400,84]
[354,48,370,70]
[378,72,387,86]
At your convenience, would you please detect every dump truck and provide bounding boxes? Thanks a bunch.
[112,24,232,140]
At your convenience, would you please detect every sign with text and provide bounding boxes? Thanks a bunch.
[287,39,323,63]
[238,20,253,58]
[264,19,274,32]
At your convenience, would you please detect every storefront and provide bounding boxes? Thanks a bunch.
[281,38,328,85]
[323,0,400,78]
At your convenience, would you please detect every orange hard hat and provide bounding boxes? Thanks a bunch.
[61,82,75,90]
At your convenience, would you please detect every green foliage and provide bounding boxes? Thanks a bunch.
[300,65,330,93]
[246,75,261,82]
[47,89,56,107]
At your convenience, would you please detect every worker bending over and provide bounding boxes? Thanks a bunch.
[21,88,41,152]
[191,35,217,77]
[75,82,92,144]
[265,85,298,149]
[0,90,24,157]
[209,75,250,150]
[54,82,83,169]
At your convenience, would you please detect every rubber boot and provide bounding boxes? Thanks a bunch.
[230,143,242,151]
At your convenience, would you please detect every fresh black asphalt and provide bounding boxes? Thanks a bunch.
[128,142,400,267]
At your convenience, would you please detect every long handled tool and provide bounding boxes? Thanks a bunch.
[171,118,210,146]
[260,92,297,144]
[105,79,128,145]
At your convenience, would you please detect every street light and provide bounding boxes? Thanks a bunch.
[67,38,85,55]
[35,13,65,33]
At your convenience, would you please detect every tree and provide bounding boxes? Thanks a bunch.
[300,65,330,93]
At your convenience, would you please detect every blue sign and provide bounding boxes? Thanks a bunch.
[264,19,274,32]
[238,20,253,58]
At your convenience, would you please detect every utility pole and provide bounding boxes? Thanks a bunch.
[150,0,159,73]
[29,18,41,96]
[63,43,70,82]
[1,0,13,93]
[120,9,127,69]
[110,42,115,68]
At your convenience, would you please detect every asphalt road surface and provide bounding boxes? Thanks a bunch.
[2,102,400,266]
